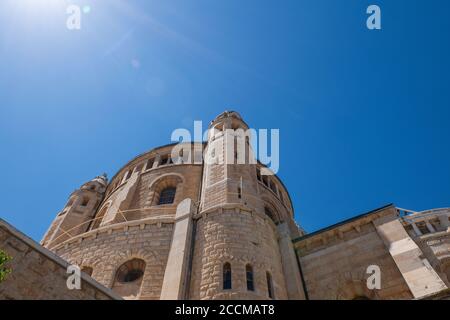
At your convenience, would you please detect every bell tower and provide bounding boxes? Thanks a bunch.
[41,174,108,248]
[200,111,262,213]
[189,111,304,300]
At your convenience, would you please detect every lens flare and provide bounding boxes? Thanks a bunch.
[82,5,91,14]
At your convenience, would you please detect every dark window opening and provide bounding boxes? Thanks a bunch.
[160,156,170,166]
[266,272,274,299]
[58,210,67,216]
[270,183,277,194]
[116,259,146,283]
[417,223,430,235]
[256,168,261,181]
[262,176,269,187]
[81,197,89,206]
[146,158,154,170]
[125,169,133,180]
[246,264,254,291]
[123,269,143,282]
[158,187,176,205]
[223,262,232,290]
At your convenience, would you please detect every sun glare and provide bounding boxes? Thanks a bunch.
[6,0,70,17]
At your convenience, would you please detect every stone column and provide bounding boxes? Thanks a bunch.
[154,154,161,168]
[426,220,436,233]
[160,198,195,300]
[438,215,450,232]
[411,222,422,236]
[277,222,306,300]
[102,170,139,226]
[373,214,447,299]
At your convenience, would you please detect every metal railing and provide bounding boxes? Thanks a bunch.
[46,206,175,249]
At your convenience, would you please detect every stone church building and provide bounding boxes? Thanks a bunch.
[1,111,449,300]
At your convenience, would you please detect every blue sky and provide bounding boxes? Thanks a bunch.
[1,0,449,241]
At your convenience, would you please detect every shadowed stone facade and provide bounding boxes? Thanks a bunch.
[0,219,120,300]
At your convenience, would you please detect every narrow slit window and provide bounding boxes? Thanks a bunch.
[160,156,169,166]
[262,176,269,187]
[81,197,89,207]
[256,168,261,181]
[223,262,232,290]
[146,158,154,170]
[125,169,133,180]
[270,181,277,194]
[266,272,274,299]
[246,264,254,291]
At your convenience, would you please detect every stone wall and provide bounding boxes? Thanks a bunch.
[98,161,202,226]
[294,206,414,299]
[53,220,174,300]
[0,219,119,300]
[189,207,288,300]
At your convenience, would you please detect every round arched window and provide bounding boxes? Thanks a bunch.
[115,259,146,283]
[158,187,176,205]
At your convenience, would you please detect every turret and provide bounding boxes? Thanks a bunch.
[189,111,305,300]
[41,174,108,248]
[201,110,260,211]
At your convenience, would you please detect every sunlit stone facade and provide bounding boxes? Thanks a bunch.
[36,111,450,300]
